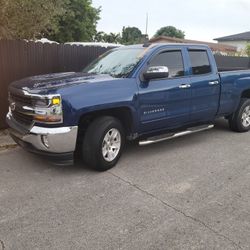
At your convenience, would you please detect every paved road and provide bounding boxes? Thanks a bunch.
[0,119,249,250]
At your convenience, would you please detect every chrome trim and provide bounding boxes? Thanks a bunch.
[147,66,169,74]
[208,81,219,85]
[139,124,214,146]
[30,126,75,135]
[6,110,32,134]
[9,86,61,100]
[8,90,63,124]
[179,84,191,89]
[9,125,78,153]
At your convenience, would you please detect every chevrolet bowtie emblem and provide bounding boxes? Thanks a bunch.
[10,102,16,112]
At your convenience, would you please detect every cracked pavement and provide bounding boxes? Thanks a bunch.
[0,119,249,249]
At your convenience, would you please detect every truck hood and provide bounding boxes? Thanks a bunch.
[10,72,114,95]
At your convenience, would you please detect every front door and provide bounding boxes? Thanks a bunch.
[138,49,191,133]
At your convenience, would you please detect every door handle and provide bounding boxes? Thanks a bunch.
[208,81,219,85]
[179,84,191,89]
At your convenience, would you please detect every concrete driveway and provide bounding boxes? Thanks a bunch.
[0,119,249,250]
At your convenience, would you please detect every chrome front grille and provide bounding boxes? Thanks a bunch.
[8,89,62,126]
[12,110,33,127]
[9,91,34,127]
[9,93,33,106]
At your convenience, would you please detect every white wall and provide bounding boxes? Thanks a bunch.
[218,40,249,52]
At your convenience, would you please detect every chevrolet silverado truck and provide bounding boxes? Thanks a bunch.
[6,43,250,171]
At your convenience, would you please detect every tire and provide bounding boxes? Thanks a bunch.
[228,98,250,132]
[82,116,125,171]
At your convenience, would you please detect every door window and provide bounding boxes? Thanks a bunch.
[188,50,212,75]
[149,51,184,78]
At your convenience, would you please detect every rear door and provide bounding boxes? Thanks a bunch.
[188,49,220,122]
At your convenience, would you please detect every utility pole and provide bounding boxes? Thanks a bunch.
[145,13,149,36]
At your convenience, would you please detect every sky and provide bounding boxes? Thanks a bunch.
[92,0,250,42]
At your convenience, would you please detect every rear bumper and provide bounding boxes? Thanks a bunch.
[6,112,78,165]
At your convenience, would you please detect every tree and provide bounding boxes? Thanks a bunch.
[47,0,101,43]
[0,0,65,40]
[121,26,143,45]
[94,31,105,42]
[105,32,121,44]
[94,31,121,44]
[245,43,250,57]
[154,26,185,39]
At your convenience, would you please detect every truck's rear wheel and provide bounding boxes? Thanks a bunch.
[228,98,250,132]
[82,116,125,171]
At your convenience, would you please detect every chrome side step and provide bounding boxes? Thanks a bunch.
[139,124,214,146]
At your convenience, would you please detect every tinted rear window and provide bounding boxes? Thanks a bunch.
[189,50,212,75]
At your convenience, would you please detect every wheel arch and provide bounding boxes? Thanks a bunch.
[77,106,138,140]
[241,89,250,98]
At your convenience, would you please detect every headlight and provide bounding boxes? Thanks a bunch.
[34,98,49,107]
[33,95,63,124]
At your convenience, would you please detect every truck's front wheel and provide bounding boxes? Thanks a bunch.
[228,98,250,132]
[82,116,125,171]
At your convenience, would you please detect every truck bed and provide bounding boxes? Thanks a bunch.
[218,67,249,72]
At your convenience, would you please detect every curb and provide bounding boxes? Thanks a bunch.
[0,129,17,151]
[0,143,17,151]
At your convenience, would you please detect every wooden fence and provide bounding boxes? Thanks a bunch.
[0,40,111,129]
[214,54,250,71]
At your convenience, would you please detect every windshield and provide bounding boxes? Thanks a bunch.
[83,48,146,78]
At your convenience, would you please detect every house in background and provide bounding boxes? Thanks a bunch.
[149,36,237,55]
[214,31,250,53]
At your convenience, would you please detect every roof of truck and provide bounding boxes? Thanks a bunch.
[148,36,237,53]
[117,43,210,50]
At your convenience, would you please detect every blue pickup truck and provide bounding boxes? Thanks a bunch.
[6,43,250,170]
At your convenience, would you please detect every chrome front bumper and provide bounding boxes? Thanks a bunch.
[6,112,78,154]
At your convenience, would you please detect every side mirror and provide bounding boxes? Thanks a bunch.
[143,66,169,81]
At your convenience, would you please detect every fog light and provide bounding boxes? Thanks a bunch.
[41,135,50,148]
